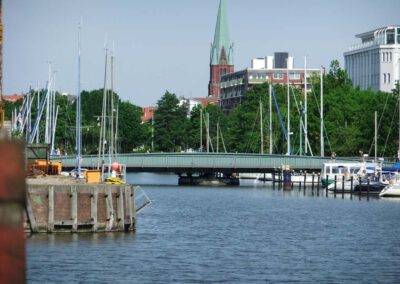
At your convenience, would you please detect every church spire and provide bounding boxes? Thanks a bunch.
[210,0,233,66]
[208,0,234,98]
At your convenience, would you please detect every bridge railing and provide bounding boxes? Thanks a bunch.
[52,153,395,173]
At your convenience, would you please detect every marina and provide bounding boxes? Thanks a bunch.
[2,0,400,282]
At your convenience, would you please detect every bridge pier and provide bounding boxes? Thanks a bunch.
[178,172,239,186]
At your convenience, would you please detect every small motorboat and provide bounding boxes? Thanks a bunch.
[380,182,400,197]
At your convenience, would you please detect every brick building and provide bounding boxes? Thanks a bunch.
[219,53,321,113]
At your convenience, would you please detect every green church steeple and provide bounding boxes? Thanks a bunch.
[210,0,233,66]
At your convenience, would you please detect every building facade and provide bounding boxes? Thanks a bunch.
[219,54,320,113]
[208,0,234,98]
[344,26,400,92]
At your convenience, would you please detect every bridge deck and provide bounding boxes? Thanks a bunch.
[53,153,394,174]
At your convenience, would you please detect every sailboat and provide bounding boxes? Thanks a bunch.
[97,44,126,184]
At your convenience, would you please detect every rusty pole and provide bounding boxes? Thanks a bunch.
[0,139,26,284]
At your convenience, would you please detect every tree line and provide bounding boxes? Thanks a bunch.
[5,60,400,158]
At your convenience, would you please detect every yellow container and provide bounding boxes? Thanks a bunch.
[35,159,48,166]
[85,170,101,184]
[50,161,62,174]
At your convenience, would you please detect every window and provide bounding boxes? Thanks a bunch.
[389,52,392,62]
[273,73,283,79]
[397,28,400,44]
[388,73,391,84]
[289,73,300,80]
[384,73,387,84]
[387,28,395,44]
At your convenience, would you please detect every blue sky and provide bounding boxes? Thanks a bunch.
[5,0,400,107]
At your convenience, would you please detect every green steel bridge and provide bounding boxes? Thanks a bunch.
[54,153,395,174]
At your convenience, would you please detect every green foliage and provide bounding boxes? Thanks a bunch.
[153,91,188,152]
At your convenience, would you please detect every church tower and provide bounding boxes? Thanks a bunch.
[208,0,234,98]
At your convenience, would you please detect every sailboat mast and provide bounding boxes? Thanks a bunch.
[320,68,324,157]
[45,62,51,144]
[375,111,377,162]
[110,47,114,160]
[287,60,290,155]
[76,22,82,177]
[304,56,308,155]
[36,83,39,143]
[98,48,108,169]
[206,112,210,153]
[269,83,273,154]
[200,108,203,152]
[260,99,263,155]
[217,118,219,153]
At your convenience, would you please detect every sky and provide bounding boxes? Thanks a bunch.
[4,0,400,107]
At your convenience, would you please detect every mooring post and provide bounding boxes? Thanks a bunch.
[342,175,345,199]
[334,175,337,198]
[303,173,307,192]
[359,177,362,201]
[272,173,275,190]
[350,176,353,200]
[325,175,329,197]
[283,165,292,191]
[311,174,315,196]
[317,175,320,196]
[367,178,370,200]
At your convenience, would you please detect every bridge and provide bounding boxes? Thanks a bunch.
[53,153,394,174]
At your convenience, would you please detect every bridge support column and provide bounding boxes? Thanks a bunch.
[283,165,292,191]
[178,172,239,186]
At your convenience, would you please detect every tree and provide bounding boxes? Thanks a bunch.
[153,91,188,152]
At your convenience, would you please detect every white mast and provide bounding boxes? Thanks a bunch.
[206,112,210,153]
[98,47,108,169]
[200,108,203,152]
[269,83,273,154]
[375,111,377,162]
[76,21,82,177]
[260,99,263,154]
[110,44,115,160]
[36,82,40,143]
[216,118,219,153]
[45,62,51,144]
[287,59,290,155]
[304,56,308,155]
[320,68,324,157]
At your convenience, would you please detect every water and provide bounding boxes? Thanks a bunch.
[27,173,400,283]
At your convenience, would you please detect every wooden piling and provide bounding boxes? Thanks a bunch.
[325,175,329,197]
[317,175,320,196]
[311,174,315,196]
[334,175,337,198]
[342,175,345,199]
[350,176,353,200]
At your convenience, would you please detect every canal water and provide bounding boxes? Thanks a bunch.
[27,173,400,283]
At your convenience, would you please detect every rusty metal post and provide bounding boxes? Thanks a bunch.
[0,140,26,283]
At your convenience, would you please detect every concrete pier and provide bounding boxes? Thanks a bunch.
[25,177,136,233]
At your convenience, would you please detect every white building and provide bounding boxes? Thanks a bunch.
[344,26,400,92]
